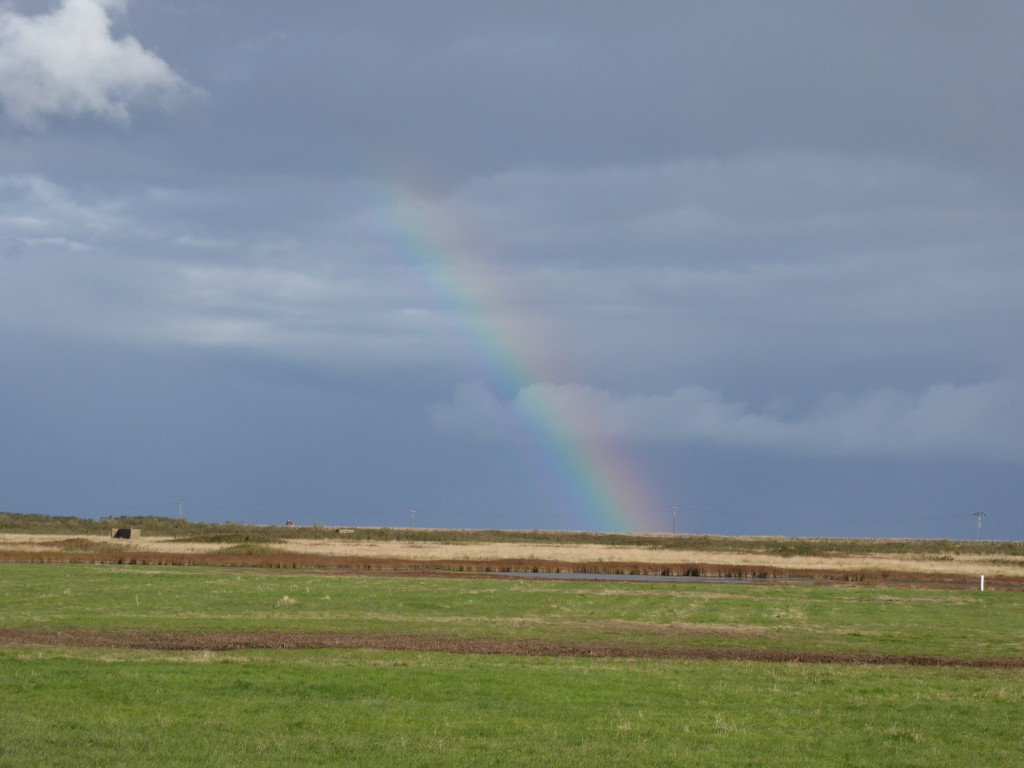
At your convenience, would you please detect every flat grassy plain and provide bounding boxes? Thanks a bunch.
[1,562,1022,766]
[2,647,1021,768]
[1,564,1023,660]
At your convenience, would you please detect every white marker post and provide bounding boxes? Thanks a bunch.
[980,575,985,592]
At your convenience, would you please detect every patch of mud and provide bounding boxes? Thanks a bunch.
[1,628,1020,668]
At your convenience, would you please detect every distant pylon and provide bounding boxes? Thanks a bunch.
[971,511,985,539]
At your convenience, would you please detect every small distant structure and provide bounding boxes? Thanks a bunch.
[285,520,296,527]
[111,528,141,540]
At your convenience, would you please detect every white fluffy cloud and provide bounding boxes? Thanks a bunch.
[0,0,188,126]
[430,379,1024,463]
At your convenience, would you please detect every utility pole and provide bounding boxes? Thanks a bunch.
[671,506,679,535]
[972,511,985,540]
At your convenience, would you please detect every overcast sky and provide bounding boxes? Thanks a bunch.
[2,0,1022,538]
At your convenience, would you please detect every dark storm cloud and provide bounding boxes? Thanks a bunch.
[1,1,1022,534]
[8,1,1018,183]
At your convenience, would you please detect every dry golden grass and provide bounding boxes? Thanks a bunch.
[2,532,1022,577]
[230,536,1024,577]
[0,533,222,553]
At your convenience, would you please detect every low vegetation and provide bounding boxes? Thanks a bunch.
[2,511,1020,557]
[4,511,1022,587]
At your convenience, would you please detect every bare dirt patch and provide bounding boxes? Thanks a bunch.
[1,627,1020,668]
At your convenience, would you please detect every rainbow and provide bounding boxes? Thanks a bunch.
[380,183,665,533]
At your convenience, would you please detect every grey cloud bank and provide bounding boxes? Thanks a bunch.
[431,379,1024,463]
[1,1,1022,538]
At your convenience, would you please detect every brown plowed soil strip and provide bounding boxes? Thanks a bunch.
[2,627,1021,668]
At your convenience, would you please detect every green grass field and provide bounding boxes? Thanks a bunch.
[2,564,1022,659]
[2,647,1021,768]
[1,563,1021,766]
